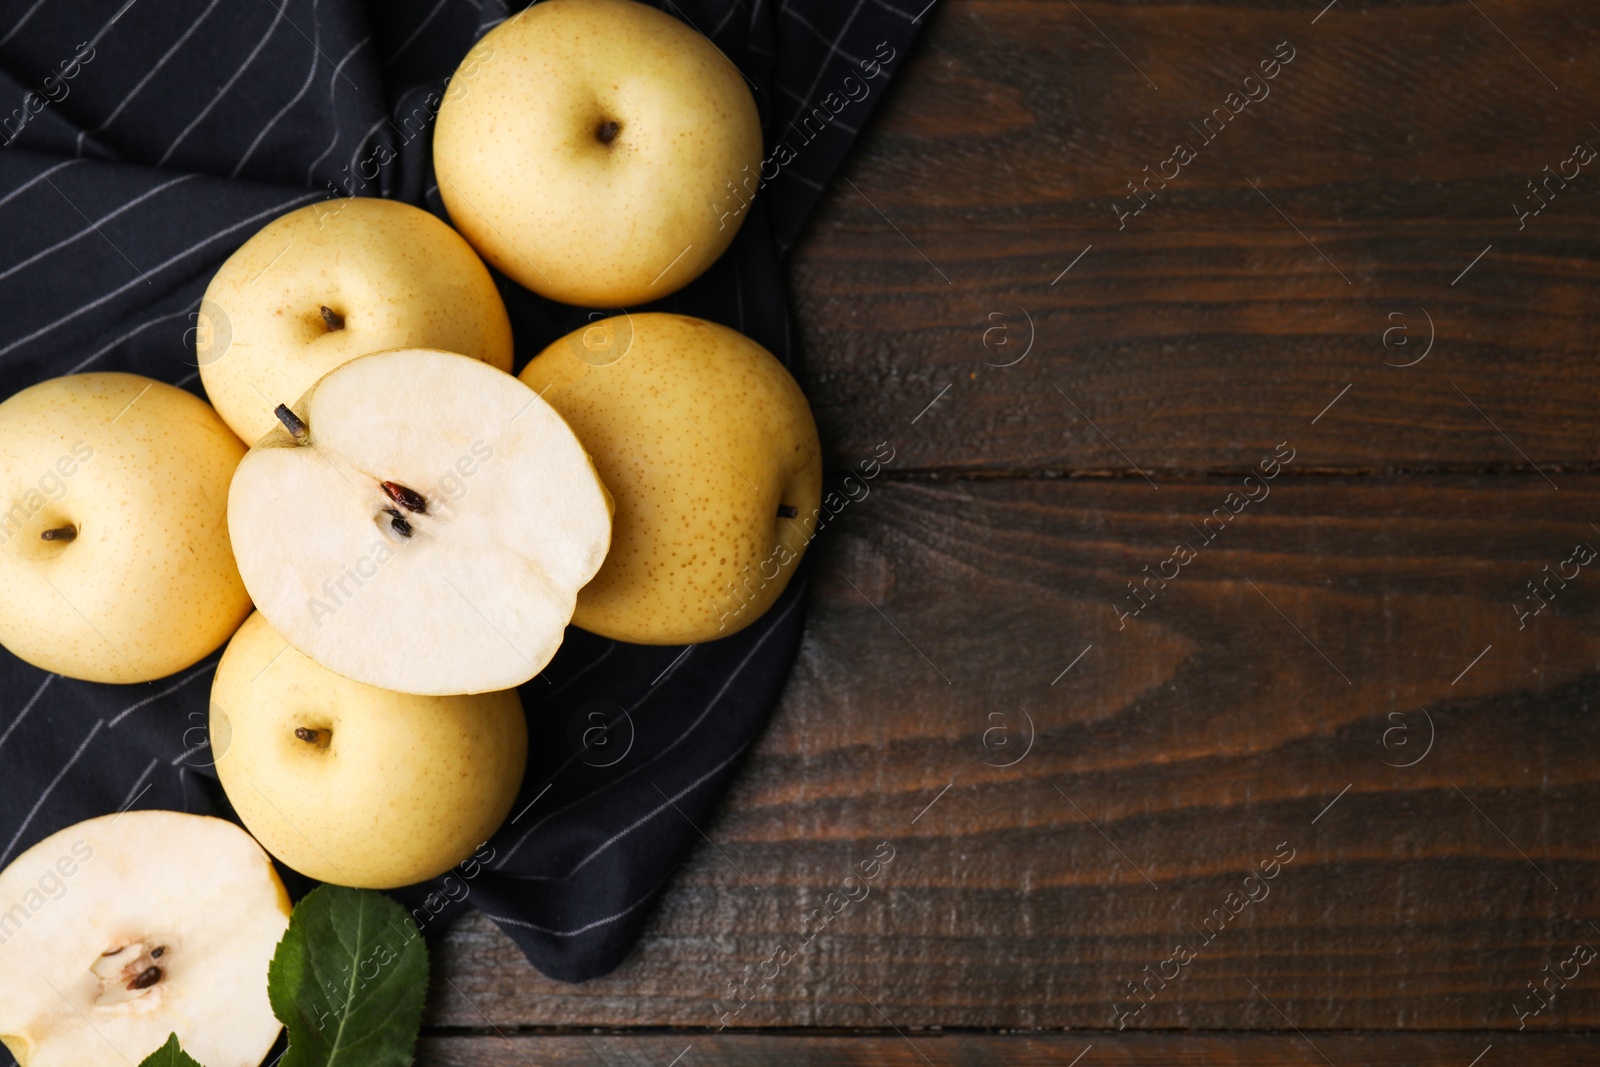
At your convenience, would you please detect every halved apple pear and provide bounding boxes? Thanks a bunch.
[0,811,289,1067]
[226,349,612,696]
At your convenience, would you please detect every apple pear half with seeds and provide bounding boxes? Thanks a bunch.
[0,811,289,1067]
[227,349,612,695]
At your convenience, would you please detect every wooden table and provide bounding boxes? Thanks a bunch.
[422,1,1600,1061]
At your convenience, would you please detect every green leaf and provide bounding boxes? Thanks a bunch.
[137,1034,204,1067]
[267,885,429,1067]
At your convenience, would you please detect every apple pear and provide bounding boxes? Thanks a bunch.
[211,612,527,888]
[0,811,290,1067]
[198,197,514,444]
[0,373,251,684]
[519,313,821,643]
[433,0,763,306]
[227,349,612,695]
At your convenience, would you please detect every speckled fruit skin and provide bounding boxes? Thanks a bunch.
[197,198,514,444]
[211,612,528,889]
[520,314,823,644]
[433,0,764,306]
[0,373,251,684]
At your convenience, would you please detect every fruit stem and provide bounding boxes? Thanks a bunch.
[596,120,620,144]
[777,504,798,518]
[294,727,321,744]
[40,524,76,542]
[275,403,310,444]
[320,305,345,331]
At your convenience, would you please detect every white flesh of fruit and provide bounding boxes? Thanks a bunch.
[227,349,612,695]
[0,811,290,1067]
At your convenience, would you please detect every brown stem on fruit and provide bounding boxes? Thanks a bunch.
[40,524,76,542]
[381,480,428,514]
[596,120,620,144]
[128,966,162,991]
[320,305,345,331]
[384,507,414,539]
[294,727,321,744]
[777,504,798,518]
[275,403,310,444]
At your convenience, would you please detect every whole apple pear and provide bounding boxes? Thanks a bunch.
[0,373,250,683]
[198,198,514,444]
[434,0,763,306]
[520,314,822,643]
[211,612,528,889]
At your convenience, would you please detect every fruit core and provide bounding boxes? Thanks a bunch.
[91,941,169,1007]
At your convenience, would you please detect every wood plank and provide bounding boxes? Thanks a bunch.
[788,0,1600,472]
[417,1032,1591,1065]
[431,475,1600,1029]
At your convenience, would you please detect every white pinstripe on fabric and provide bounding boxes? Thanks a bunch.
[782,0,868,125]
[558,739,753,879]
[0,718,104,867]
[232,0,325,177]
[74,0,229,156]
[779,0,867,66]
[709,0,744,39]
[484,870,676,937]
[65,308,188,373]
[0,674,55,755]
[303,32,372,185]
[778,91,860,136]
[116,756,160,812]
[0,158,82,212]
[541,641,617,703]
[0,0,53,49]
[497,589,803,870]
[0,189,323,359]
[341,113,389,192]
[156,2,288,167]
[384,0,454,67]
[107,658,216,728]
[0,173,197,282]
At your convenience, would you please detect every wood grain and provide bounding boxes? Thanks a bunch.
[788,0,1600,474]
[431,476,1600,1030]
[417,1032,1593,1066]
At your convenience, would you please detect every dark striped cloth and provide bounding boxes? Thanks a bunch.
[0,0,924,992]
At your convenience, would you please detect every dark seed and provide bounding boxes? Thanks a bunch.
[381,481,428,514]
[320,305,345,331]
[385,507,414,539]
[777,505,798,518]
[596,120,620,144]
[40,525,76,542]
[128,966,162,990]
[295,727,320,743]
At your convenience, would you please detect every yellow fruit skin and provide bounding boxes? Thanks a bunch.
[434,0,764,305]
[198,197,514,445]
[212,612,528,889]
[0,373,251,684]
[521,314,822,644]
